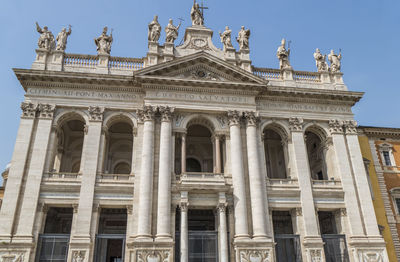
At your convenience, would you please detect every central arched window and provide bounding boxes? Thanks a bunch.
[263,128,287,179]
[186,124,213,173]
[103,121,133,174]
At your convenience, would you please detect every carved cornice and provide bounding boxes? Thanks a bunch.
[21,102,37,118]
[137,105,156,122]
[88,106,104,122]
[344,120,358,134]
[227,110,241,126]
[328,119,344,134]
[159,106,174,122]
[288,117,303,132]
[243,111,259,127]
[37,103,55,119]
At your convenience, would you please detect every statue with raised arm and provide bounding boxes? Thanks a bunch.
[56,25,72,51]
[165,19,181,44]
[148,15,161,42]
[35,22,55,50]
[94,26,113,55]
[236,26,250,50]
[277,38,292,70]
[219,26,233,51]
[313,48,328,72]
[191,1,204,26]
[328,49,342,72]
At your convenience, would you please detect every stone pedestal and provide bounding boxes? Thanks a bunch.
[320,71,331,83]
[32,49,49,70]
[96,54,109,74]
[163,42,174,62]
[282,68,295,82]
[146,41,160,67]
[47,50,64,71]
[238,49,251,72]
[224,47,236,65]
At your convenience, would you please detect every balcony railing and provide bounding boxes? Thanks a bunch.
[322,234,349,262]
[179,172,225,187]
[312,179,342,187]
[252,67,322,83]
[275,234,302,262]
[43,172,81,181]
[267,178,299,186]
[96,173,134,182]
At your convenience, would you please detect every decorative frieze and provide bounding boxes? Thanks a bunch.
[20,102,37,118]
[239,249,271,262]
[88,106,104,121]
[227,110,241,126]
[288,117,303,132]
[328,119,344,134]
[137,106,156,122]
[37,104,55,119]
[158,106,174,122]
[0,252,25,262]
[344,120,358,134]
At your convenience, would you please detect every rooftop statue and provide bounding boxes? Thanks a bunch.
[165,19,181,44]
[56,25,72,51]
[277,38,292,70]
[148,15,161,43]
[328,49,342,72]
[236,26,250,51]
[219,26,233,51]
[94,26,113,55]
[35,22,55,50]
[191,1,204,26]
[313,48,328,72]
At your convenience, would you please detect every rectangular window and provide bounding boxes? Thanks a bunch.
[383,151,392,166]
[395,198,400,215]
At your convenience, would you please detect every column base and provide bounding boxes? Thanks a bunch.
[155,235,173,242]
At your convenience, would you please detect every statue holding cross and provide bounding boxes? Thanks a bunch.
[191,0,207,26]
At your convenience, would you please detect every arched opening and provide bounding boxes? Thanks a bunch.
[305,130,327,180]
[264,129,287,179]
[103,122,133,174]
[186,124,213,173]
[56,119,85,173]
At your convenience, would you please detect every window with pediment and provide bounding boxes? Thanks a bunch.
[378,142,396,167]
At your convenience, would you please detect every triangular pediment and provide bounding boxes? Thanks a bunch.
[134,51,267,85]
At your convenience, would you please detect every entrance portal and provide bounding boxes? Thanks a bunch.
[95,208,127,262]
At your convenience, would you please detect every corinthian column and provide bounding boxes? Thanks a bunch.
[244,111,269,238]
[156,106,174,240]
[180,196,189,262]
[227,110,249,238]
[136,106,156,239]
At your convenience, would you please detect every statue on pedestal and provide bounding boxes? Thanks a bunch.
[56,25,72,51]
[94,27,113,55]
[165,19,180,43]
[35,22,55,50]
[236,26,250,51]
[277,38,292,69]
[191,1,204,26]
[313,48,328,72]
[219,26,233,51]
[328,49,342,72]
[148,15,161,42]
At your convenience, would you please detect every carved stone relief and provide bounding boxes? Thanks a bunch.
[136,250,170,262]
[357,250,385,262]
[239,249,271,262]
[308,249,322,262]
[72,251,85,262]
[88,106,104,121]
[0,252,24,262]
[21,102,37,118]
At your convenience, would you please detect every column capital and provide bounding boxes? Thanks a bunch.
[243,111,259,127]
[227,110,242,126]
[137,105,156,122]
[37,104,55,119]
[344,120,358,134]
[217,202,227,213]
[20,102,37,119]
[328,119,344,134]
[159,106,174,122]
[179,202,189,212]
[288,117,304,132]
[88,106,104,122]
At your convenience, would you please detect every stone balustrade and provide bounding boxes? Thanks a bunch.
[96,173,134,182]
[64,53,98,68]
[311,179,342,188]
[43,172,82,181]
[179,172,226,187]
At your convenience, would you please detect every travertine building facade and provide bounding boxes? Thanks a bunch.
[0,4,389,262]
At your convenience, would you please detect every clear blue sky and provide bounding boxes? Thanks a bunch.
[0,0,399,171]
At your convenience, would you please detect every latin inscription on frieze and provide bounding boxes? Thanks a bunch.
[257,101,352,114]
[147,91,254,104]
[27,88,143,101]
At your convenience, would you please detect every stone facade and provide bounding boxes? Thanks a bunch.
[0,3,389,262]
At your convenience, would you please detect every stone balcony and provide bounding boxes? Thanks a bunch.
[177,172,229,191]
[266,178,301,208]
[312,179,344,206]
